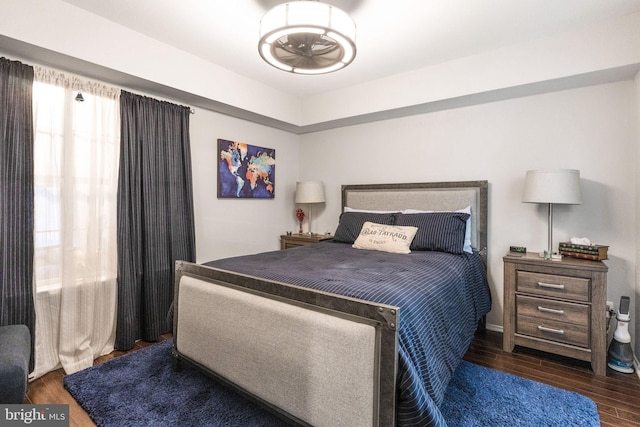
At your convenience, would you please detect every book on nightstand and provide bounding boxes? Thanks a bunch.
[558,242,609,261]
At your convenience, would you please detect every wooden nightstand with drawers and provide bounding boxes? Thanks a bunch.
[280,233,333,249]
[503,252,608,375]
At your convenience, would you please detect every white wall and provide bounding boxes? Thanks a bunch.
[302,12,640,126]
[299,81,637,330]
[3,0,638,351]
[7,49,636,345]
[635,70,640,363]
[189,108,299,263]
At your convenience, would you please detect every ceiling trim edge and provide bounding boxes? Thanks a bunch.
[1,34,638,136]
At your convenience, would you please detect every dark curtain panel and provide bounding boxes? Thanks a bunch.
[0,58,35,368]
[116,91,196,350]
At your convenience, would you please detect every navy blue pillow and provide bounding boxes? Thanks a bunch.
[333,212,396,244]
[395,212,470,254]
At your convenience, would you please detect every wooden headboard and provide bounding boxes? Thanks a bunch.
[341,181,488,261]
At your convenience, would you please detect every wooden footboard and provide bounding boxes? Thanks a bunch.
[172,261,399,427]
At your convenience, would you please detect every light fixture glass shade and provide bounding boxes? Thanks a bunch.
[258,1,357,74]
[295,181,326,203]
[522,169,582,204]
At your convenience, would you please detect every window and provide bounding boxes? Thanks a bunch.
[32,79,119,290]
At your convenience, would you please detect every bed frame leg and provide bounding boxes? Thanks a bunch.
[478,315,487,330]
[171,349,183,372]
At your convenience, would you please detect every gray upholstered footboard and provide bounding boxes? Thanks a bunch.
[172,261,399,427]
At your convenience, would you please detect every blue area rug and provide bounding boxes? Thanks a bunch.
[440,360,600,426]
[63,340,284,427]
[63,339,600,426]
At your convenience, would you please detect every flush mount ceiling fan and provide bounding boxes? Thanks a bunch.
[258,1,357,74]
[271,32,344,69]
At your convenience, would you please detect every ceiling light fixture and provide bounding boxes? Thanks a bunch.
[258,1,357,74]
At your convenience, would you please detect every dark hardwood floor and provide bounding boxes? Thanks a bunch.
[465,330,640,426]
[25,330,640,426]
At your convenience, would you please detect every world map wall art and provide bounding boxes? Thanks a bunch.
[217,138,276,199]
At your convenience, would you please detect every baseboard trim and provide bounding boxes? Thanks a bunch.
[485,323,503,333]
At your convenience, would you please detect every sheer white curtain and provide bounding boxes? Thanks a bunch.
[31,67,120,378]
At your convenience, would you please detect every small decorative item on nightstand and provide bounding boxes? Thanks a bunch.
[558,241,609,261]
[295,208,305,233]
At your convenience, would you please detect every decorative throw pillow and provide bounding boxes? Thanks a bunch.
[402,206,473,253]
[333,212,396,244]
[352,222,418,254]
[395,212,470,254]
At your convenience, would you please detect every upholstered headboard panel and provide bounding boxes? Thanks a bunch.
[341,181,488,258]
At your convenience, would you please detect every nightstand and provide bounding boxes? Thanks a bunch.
[503,252,608,375]
[280,233,333,249]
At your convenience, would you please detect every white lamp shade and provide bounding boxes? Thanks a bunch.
[522,169,582,205]
[295,181,326,204]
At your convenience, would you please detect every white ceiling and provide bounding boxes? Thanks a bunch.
[60,0,640,98]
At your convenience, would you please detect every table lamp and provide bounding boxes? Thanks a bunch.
[295,181,326,234]
[522,169,582,260]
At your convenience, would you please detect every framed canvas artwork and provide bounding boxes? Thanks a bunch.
[217,139,276,199]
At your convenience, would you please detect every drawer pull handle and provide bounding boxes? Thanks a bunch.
[537,281,565,290]
[537,325,564,335]
[537,306,565,315]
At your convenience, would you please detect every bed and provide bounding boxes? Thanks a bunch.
[172,181,491,427]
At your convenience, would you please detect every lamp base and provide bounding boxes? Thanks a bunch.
[538,251,562,261]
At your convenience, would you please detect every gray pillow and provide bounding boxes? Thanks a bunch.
[395,212,470,254]
[333,212,396,244]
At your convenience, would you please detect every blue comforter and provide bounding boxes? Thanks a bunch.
[205,241,491,426]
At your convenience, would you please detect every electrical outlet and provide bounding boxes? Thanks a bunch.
[606,300,615,311]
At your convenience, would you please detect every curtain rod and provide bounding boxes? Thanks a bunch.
[31,63,197,114]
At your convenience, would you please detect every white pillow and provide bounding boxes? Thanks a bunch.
[344,206,400,214]
[352,222,418,254]
[401,206,473,254]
